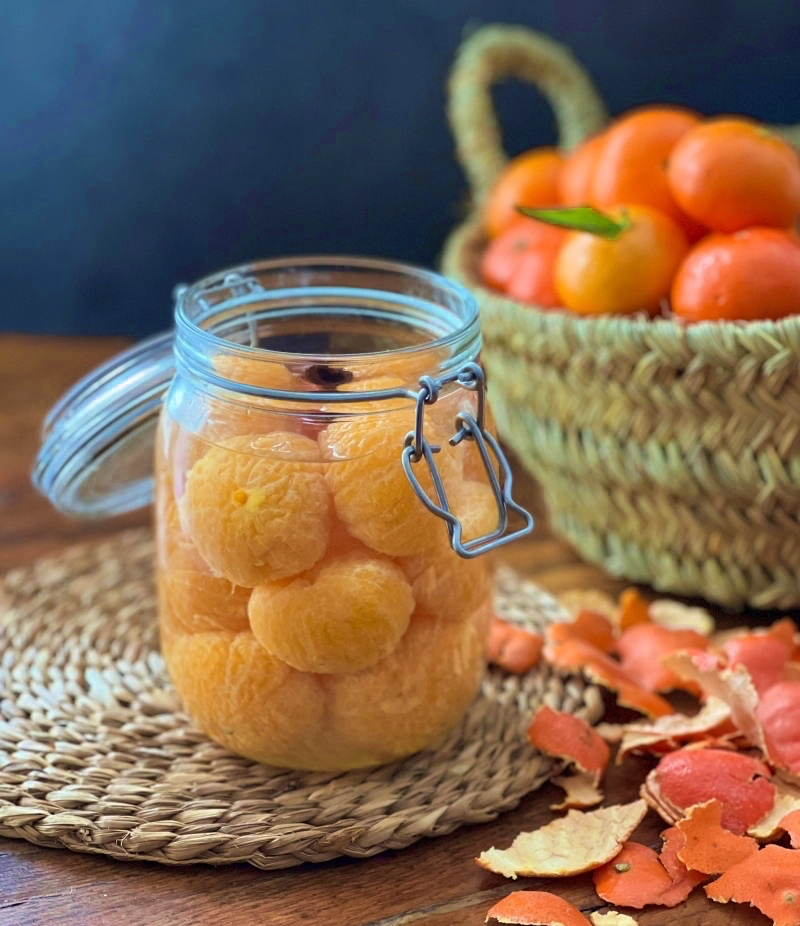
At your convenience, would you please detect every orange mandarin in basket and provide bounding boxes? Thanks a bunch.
[483,147,563,238]
[555,204,688,315]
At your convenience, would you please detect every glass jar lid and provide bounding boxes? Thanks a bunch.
[33,330,175,517]
[34,257,483,520]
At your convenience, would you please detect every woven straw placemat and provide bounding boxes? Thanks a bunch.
[0,529,602,868]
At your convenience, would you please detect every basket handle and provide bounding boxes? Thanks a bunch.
[447,24,608,206]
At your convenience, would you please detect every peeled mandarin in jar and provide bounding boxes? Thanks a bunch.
[400,480,495,621]
[248,550,414,674]
[320,411,462,557]
[213,354,299,391]
[327,605,490,766]
[159,569,251,637]
[163,630,327,769]
[181,431,331,587]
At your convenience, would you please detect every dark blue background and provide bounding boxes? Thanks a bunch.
[2,1,799,336]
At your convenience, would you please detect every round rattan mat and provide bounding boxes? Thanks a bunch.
[0,529,602,868]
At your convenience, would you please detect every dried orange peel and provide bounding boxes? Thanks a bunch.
[477,800,648,879]
[486,891,591,925]
[675,800,758,874]
[641,747,776,834]
[589,913,639,926]
[592,841,673,908]
[780,809,800,848]
[545,637,673,718]
[705,843,800,925]
[527,706,610,781]
[614,622,708,694]
[615,696,734,762]
[551,771,605,811]
[487,616,544,674]
[756,680,800,776]
[656,825,708,904]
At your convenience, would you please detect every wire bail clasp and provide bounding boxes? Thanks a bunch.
[401,362,534,558]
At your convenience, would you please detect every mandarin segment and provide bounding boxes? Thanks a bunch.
[181,431,331,587]
[248,551,414,674]
[163,630,327,769]
[327,604,489,766]
[320,409,462,556]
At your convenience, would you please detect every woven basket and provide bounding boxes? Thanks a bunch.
[441,24,800,610]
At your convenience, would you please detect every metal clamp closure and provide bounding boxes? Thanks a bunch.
[401,362,534,558]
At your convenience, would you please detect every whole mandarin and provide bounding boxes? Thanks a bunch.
[480,216,568,307]
[667,117,800,233]
[555,204,688,316]
[671,227,800,322]
[483,147,563,238]
[591,105,705,241]
[558,131,607,206]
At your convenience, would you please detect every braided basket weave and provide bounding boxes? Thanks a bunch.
[442,24,800,609]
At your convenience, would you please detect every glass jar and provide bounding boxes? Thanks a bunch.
[35,257,532,771]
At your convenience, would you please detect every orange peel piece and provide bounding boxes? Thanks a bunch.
[551,771,605,811]
[589,913,640,926]
[748,775,800,841]
[527,705,610,780]
[756,680,800,775]
[545,638,673,718]
[663,651,766,751]
[486,616,543,674]
[615,622,708,694]
[723,632,793,696]
[705,843,800,926]
[558,589,618,624]
[648,599,715,636]
[616,696,734,761]
[656,825,708,905]
[476,800,648,879]
[486,891,591,925]
[779,809,800,848]
[617,588,650,631]
[676,799,759,874]
[592,842,673,909]
[546,611,615,653]
[641,747,776,835]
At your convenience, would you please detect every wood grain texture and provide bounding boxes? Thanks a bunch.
[0,336,768,926]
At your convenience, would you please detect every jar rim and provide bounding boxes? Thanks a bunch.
[174,256,480,388]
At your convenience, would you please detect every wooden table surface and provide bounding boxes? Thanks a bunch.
[0,334,768,926]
